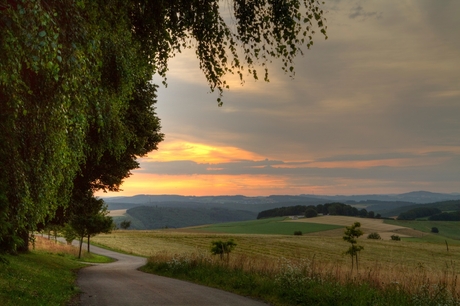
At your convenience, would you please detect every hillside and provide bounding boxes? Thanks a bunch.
[380,200,460,219]
[106,192,460,229]
[116,206,257,230]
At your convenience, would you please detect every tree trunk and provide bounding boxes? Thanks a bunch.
[78,236,83,259]
[17,229,29,253]
[356,253,359,273]
[87,235,90,253]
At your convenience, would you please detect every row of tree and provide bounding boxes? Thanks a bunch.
[397,207,442,220]
[428,211,460,221]
[0,1,327,254]
[257,203,379,219]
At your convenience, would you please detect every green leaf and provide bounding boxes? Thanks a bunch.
[39,31,47,37]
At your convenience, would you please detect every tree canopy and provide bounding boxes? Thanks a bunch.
[0,0,327,253]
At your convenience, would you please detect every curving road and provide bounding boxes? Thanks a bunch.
[76,244,268,305]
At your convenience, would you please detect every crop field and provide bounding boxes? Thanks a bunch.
[189,217,342,235]
[92,223,460,276]
[384,219,460,243]
[287,215,427,240]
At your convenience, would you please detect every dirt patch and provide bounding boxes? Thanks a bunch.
[108,209,127,217]
[287,215,424,239]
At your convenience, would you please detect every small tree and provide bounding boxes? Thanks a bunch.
[390,234,401,241]
[211,240,237,262]
[120,220,131,230]
[431,227,439,233]
[343,222,364,272]
[62,223,77,245]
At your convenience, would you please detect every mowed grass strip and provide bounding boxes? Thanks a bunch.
[190,217,342,235]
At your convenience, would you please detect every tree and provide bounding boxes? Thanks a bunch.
[343,222,364,273]
[0,0,327,253]
[120,220,131,230]
[69,192,113,258]
[431,227,439,233]
[305,207,318,218]
[211,240,237,262]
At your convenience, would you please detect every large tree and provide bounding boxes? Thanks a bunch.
[0,0,327,253]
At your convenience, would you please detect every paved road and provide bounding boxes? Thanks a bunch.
[76,244,268,306]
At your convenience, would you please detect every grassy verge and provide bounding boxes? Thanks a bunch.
[0,251,84,306]
[141,252,459,306]
[0,236,113,306]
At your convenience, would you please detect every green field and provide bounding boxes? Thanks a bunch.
[191,217,342,235]
[384,219,460,243]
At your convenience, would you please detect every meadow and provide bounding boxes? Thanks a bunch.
[92,216,460,305]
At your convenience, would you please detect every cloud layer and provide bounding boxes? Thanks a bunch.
[98,0,460,197]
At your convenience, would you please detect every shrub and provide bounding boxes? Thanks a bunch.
[294,231,303,236]
[367,232,381,240]
[211,240,236,261]
[390,234,401,241]
[431,227,439,233]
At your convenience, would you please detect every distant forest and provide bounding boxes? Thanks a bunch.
[396,200,460,221]
[257,203,379,219]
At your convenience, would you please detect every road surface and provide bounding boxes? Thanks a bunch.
[77,244,268,305]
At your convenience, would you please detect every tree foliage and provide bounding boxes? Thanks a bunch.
[0,0,327,252]
[211,239,237,261]
[397,207,442,220]
[258,202,376,219]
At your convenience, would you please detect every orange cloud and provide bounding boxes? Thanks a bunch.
[97,173,315,197]
[145,140,265,164]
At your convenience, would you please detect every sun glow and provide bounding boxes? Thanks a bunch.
[144,140,265,164]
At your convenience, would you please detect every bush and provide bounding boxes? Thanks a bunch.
[367,232,381,240]
[431,227,439,233]
[294,231,303,236]
[390,234,401,241]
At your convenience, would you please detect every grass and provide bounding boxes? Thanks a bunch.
[0,236,113,306]
[141,251,459,305]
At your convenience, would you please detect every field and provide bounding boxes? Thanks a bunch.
[90,216,460,304]
[92,216,460,274]
[190,217,342,235]
[384,219,460,243]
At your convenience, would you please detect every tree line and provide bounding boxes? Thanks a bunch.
[257,203,379,219]
[1,0,327,254]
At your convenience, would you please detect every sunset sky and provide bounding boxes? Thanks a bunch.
[98,0,460,197]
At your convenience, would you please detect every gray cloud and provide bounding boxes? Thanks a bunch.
[133,0,460,195]
[349,5,382,20]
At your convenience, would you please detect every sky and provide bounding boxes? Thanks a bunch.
[98,0,460,198]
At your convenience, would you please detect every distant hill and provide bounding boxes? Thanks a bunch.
[301,191,460,204]
[115,206,257,230]
[381,200,460,219]
[105,191,460,227]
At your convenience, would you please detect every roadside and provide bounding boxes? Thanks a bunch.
[77,243,268,305]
